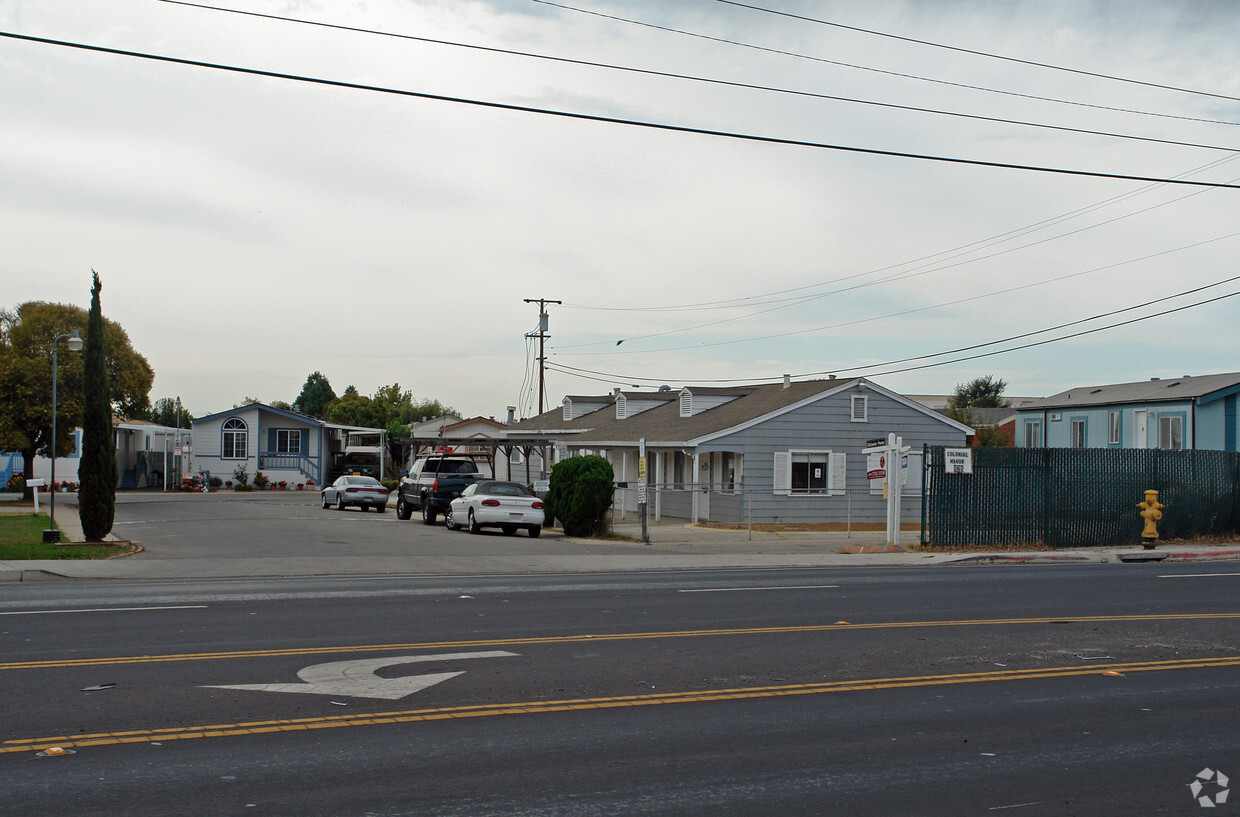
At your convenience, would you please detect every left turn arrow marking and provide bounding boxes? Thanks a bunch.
[203,651,518,700]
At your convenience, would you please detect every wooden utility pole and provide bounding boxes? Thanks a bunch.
[524,298,561,415]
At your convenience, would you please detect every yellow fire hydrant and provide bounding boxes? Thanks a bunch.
[1137,489,1164,549]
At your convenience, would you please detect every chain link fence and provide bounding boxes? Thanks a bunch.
[607,483,914,545]
[923,445,1240,547]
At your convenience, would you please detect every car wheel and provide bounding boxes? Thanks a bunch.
[422,502,437,525]
[468,509,481,535]
[444,509,457,531]
[501,525,517,536]
[377,503,387,513]
[321,493,329,509]
[396,496,411,520]
[528,525,541,538]
[336,495,347,511]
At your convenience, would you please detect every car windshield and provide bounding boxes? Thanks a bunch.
[485,483,530,496]
[436,460,481,474]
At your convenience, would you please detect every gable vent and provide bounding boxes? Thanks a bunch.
[616,394,628,420]
[680,389,692,418]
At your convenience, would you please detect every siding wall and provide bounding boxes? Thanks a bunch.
[1018,401,1213,450]
[708,386,966,524]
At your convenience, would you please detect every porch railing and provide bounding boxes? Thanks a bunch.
[257,452,320,484]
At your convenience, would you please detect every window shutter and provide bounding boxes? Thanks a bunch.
[268,428,276,452]
[772,451,791,495]
[828,452,846,496]
[300,430,309,455]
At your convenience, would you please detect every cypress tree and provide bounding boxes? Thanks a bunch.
[79,271,116,541]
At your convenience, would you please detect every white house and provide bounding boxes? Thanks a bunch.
[192,403,383,488]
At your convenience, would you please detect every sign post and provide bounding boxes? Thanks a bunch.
[863,434,911,546]
[638,438,648,544]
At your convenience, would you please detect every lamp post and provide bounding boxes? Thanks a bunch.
[46,329,83,543]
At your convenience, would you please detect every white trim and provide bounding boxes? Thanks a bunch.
[850,394,868,422]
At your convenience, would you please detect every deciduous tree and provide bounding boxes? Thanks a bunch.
[0,298,152,487]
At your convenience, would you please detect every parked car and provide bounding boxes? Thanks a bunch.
[446,480,544,537]
[321,475,389,512]
[396,454,490,525]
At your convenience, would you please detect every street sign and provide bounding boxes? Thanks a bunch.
[944,448,973,474]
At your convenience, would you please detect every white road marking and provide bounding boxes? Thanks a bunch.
[1158,573,1240,578]
[0,605,208,616]
[205,651,519,700]
[678,585,839,593]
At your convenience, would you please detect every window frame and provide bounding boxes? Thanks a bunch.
[773,450,845,496]
[275,428,302,455]
[1108,411,1121,445]
[1070,418,1087,448]
[1158,415,1184,450]
[222,417,248,459]
[1024,420,1042,448]
[850,394,868,423]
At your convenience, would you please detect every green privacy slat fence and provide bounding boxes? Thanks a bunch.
[922,446,1240,547]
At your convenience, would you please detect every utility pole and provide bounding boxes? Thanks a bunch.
[524,297,561,487]
[524,298,561,415]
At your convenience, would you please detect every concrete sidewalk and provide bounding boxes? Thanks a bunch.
[2,493,1239,582]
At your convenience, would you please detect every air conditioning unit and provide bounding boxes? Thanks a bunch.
[1049,413,1062,421]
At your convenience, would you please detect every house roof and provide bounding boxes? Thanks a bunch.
[1016,371,1240,410]
[509,378,972,446]
[192,402,383,433]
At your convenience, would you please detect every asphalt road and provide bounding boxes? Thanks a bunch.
[2,562,1238,816]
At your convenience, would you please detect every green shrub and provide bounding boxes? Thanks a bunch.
[545,455,614,537]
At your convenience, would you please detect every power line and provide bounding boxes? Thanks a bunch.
[544,285,1240,386]
[4,30,1239,190]
[531,0,1239,126]
[559,193,1240,354]
[161,0,1240,150]
[558,153,1240,320]
[717,0,1240,105]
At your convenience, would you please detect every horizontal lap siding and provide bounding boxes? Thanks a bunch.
[723,390,966,524]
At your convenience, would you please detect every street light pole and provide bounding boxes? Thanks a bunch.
[47,329,83,543]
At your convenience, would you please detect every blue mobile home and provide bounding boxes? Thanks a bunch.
[1014,372,1240,451]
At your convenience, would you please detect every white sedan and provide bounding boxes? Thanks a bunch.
[446,481,544,537]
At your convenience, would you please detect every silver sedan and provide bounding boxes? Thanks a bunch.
[321,475,390,512]
[446,480,544,536]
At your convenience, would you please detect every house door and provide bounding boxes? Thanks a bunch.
[1133,410,1148,449]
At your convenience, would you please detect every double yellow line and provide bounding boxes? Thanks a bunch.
[5,654,1240,755]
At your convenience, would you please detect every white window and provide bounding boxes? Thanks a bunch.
[1024,421,1042,448]
[773,451,845,496]
[1071,419,1087,448]
[1158,416,1184,450]
[851,395,868,422]
[222,418,247,459]
[1109,411,1121,445]
[275,429,301,454]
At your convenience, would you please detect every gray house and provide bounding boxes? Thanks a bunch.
[508,377,972,525]
[1014,372,1240,451]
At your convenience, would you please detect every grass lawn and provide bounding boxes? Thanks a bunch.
[0,513,132,559]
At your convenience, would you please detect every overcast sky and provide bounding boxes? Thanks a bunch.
[4,0,1240,420]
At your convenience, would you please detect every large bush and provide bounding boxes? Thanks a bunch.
[545,455,614,537]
